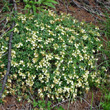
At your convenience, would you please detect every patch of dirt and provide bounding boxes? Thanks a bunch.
[0,89,103,110]
[59,88,103,110]
[0,96,31,110]
[55,0,107,25]
[56,2,95,23]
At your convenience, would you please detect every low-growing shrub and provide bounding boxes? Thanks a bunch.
[0,10,108,102]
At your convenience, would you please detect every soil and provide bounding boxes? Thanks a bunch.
[0,88,103,110]
[0,0,110,110]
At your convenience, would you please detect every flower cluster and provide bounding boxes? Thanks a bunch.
[0,10,108,101]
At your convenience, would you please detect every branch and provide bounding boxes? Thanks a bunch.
[0,0,17,98]
[71,0,106,18]
[0,27,11,38]
[71,0,81,8]
[52,99,69,108]
[13,0,17,12]
[0,22,15,98]
[0,17,6,24]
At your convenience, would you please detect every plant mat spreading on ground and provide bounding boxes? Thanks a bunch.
[0,0,110,110]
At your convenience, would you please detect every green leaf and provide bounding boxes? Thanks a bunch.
[35,1,39,5]
[33,5,36,15]
[46,0,58,4]
[37,0,44,5]
[23,0,29,3]
[36,7,45,12]
[38,100,42,104]
[25,4,31,9]
[29,0,34,4]
[41,103,45,108]
[33,100,38,107]
[0,99,3,104]
[0,83,2,91]
[57,106,64,110]
[47,101,51,107]
[43,2,55,8]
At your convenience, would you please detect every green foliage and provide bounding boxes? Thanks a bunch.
[98,12,110,110]
[0,81,2,90]
[100,93,110,110]
[99,12,110,68]
[2,0,11,12]
[0,99,3,104]
[32,99,52,110]
[23,0,58,14]
[32,99,64,110]
[0,10,108,102]
[56,106,64,110]
[103,13,110,39]
[90,91,94,110]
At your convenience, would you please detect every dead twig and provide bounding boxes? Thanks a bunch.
[0,0,17,98]
[0,17,6,24]
[95,0,110,11]
[71,0,107,19]
[1,52,8,57]
[13,0,17,13]
[29,104,32,110]
[0,27,11,38]
[0,21,15,98]
[28,91,34,101]
[52,99,69,108]
[1,104,5,110]
[76,96,95,109]
[0,18,8,34]
[71,0,81,8]
[83,3,105,17]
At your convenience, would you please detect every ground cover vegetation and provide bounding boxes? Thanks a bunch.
[23,0,58,14]
[0,9,108,105]
[98,11,110,110]
[0,0,110,109]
